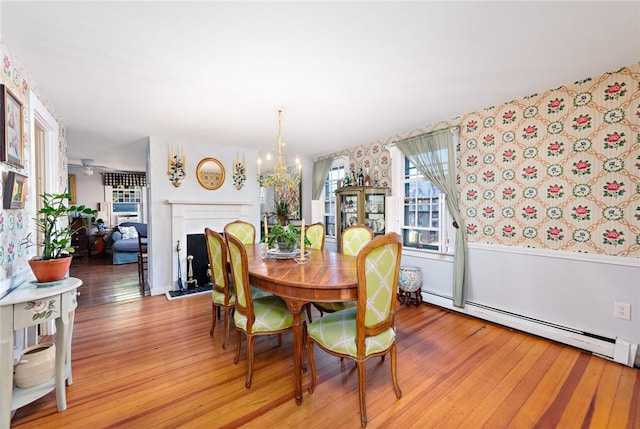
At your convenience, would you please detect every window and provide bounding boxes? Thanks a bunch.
[322,164,345,238]
[112,185,141,213]
[401,158,452,253]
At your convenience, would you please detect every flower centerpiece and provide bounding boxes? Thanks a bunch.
[261,223,310,253]
[21,191,96,282]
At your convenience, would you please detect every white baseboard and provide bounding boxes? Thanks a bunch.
[421,291,638,367]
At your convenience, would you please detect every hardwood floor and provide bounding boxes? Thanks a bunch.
[10,256,639,428]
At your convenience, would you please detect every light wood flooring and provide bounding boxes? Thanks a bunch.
[10,256,639,428]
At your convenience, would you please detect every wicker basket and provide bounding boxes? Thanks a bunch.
[13,342,56,388]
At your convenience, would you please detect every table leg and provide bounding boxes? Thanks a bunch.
[55,314,68,412]
[0,307,13,427]
[283,299,307,405]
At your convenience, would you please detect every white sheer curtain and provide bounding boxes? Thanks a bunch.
[397,128,468,307]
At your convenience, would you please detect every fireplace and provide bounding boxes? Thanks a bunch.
[166,199,254,296]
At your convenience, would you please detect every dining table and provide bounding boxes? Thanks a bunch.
[245,243,358,405]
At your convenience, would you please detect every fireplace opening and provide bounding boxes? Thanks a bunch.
[186,233,211,288]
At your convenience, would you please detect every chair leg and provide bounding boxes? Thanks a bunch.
[222,307,232,349]
[245,334,255,389]
[305,303,313,323]
[209,303,217,336]
[307,341,316,394]
[234,330,242,364]
[357,360,367,428]
[390,344,402,399]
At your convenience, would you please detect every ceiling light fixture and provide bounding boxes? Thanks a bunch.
[257,108,301,189]
[81,159,95,175]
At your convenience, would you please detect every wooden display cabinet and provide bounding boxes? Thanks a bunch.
[335,186,388,253]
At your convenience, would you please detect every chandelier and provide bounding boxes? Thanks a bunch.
[257,108,300,189]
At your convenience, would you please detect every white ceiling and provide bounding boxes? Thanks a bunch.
[1,1,639,172]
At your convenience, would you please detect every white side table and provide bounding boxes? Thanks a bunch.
[0,277,82,427]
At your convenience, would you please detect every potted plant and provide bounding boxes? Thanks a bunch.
[273,199,290,225]
[22,191,96,283]
[261,223,311,253]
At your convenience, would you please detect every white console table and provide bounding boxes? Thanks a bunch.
[0,277,82,427]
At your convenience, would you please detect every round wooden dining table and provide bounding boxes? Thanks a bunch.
[245,243,358,404]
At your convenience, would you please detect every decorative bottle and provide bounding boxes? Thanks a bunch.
[358,168,364,186]
[364,168,372,187]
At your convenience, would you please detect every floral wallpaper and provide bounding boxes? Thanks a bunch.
[354,62,639,259]
[317,141,393,188]
[458,63,639,257]
[0,40,68,283]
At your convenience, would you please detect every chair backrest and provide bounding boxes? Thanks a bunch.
[225,233,254,321]
[204,228,231,305]
[305,222,325,251]
[342,225,374,256]
[355,233,402,353]
[224,220,256,244]
[137,231,148,253]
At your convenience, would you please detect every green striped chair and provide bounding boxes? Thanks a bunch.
[226,233,295,389]
[312,224,374,316]
[224,220,256,244]
[306,233,403,428]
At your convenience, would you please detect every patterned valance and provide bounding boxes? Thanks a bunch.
[103,172,147,187]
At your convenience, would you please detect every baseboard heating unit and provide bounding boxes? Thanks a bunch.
[422,291,639,368]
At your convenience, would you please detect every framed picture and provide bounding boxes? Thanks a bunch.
[68,174,77,204]
[0,85,24,167]
[286,165,302,220]
[3,171,28,209]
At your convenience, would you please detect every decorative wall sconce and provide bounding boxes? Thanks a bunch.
[168,145,186,187]
[232,152,246,190]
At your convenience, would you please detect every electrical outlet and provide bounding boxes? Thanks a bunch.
[614,302,631,320]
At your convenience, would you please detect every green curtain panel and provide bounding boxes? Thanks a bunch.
[311,158,333,200]
[397,128,468,307]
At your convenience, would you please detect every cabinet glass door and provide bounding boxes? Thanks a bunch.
[339,192,359,232]
[364,193,385,235]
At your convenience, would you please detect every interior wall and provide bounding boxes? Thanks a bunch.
[0,40,67,298]
[68,165,103,211]
[147,138,261,295]
[316,61,640,361]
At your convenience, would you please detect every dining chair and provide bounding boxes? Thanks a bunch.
[205,228,271,348]
[226,233,295,388]
[342,224,374,257]
[306,233,403,428]
[204,228,235,349]
[305,222,325,250]
[137,232,148,295]
[224,220,256,245]
[312,224,374,316]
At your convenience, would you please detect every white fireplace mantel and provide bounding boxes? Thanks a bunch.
[166,199,256,292]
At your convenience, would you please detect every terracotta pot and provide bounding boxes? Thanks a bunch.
[277,215,288,226]
[28,256,72,283]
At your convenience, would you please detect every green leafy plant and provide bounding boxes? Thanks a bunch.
[22,192,96,260]
[274,199,290,217]
[260,223,311,250]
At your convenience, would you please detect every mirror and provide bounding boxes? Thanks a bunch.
[196,158,225,190]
